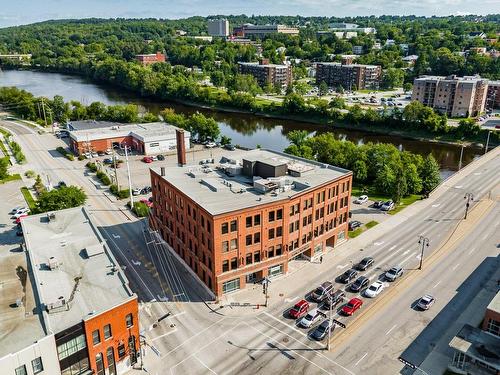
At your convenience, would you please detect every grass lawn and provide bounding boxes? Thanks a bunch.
[349,220,379,238]
[0,173,21,184]
[20,186,37,210]
[0,138,8,156]
[352,185,421,215]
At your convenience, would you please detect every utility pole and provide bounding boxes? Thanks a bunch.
[418,236,430,270]
[112,148,120,190]
[485,131,492,155]
[124,145,134,209]
[40,98,48,127]
[261,277,271,307]
[458,143,464,171]
[464,193,474,220]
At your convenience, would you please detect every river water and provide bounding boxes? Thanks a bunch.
[0,69,483,176]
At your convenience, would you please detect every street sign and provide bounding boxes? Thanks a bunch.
[398,357,417,369]
[332,319,346,329]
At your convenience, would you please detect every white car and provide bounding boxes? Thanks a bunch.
[105,149,113,155]
[299,308,321,328]
[354,195,368,204]
[205,142,217,148]
[380,200,395,211]
[13,209,30,219]
[10,206,26,214]
[365,281,385,298]
[132,188,142,196]
[417,294,435,310]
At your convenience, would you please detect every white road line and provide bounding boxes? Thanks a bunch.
[245,322,335,375]
[337,263,350,269]
[468,248,476,255]
[482,234,489,241]
[284,296,299,303]
[374,241,384,246]
[402,249,410,256]
[389,245,396,251]
[400,252,417,266]
[431,204,441,208]
[354,352,368,366]
[433,281,441,289]
[452,263,460,271]
[261,312,315,341]
[162,317,226,358]
[385,324,397,336]
[194,355,218,375]
[151,329,178,341]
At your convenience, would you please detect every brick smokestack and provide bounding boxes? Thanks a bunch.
[176,129,186,166]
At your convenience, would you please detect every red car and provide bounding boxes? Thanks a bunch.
[140,198,153,208]
[142,157,153,163]
[289,299,309,319]
[341,297,363,316]
[15,215,28,224]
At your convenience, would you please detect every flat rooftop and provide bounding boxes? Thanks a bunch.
[0,248,46,358]
[238,62,289,68]
[449,324,500,369]
[486,291,500,314]
[317,62,380,68]
[152,148,351,216]
[21,207,135,334]
[67,120,188,142]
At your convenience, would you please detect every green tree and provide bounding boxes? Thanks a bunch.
[220,135,232,146]
[457,118,481,137]
[0,157,8,179]
[318,81,329,97]
[329,96,346,109]
[282,93,306,114]
[381,68,405,89]
[403,82,413,93]
[36,186,87,213]
[287,130,309,147]
[420,154,441,196]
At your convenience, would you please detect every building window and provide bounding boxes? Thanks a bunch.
[254,232,261,244]
[31,357,43,374]
[268,228,275,239]
[126,313,133,328]
[221,222,228,234]
[254,214,261,226]
[107,347,117,375]
[268,211,275,222]
[92,329,101,345]
[246,253,253,265]
[246,235,252,246]
[104,324,112,339]
[15,365,27,375]
[222,241,229,252]
[222,260,229,272]
[222,278,240,294]
[246,217,252,228]
[230,239,238,250]
[57,334,87,360]
[268,246,275,258]
[118,343,126,358]
[254,251,261,263]
[95,353,105,375]
[276,209,283,220]
[230,257,238,270]
[230,220,238,232]
[486,319,500,336]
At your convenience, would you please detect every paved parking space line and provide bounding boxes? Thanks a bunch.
[452,263,460,271]
[354,352,368,366]
[261,312,312,340]
[151,329,178,342]
[162,317,226,358]
[255,316,355,374]
[467,247,476,255]
[385,324,397,335]
[433,281,441,289]
[194,354,218,375]
[244,322,335,375]
[400,252,417,265]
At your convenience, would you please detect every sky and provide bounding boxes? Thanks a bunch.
[1,0,499,28]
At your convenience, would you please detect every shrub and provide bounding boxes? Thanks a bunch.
[56,146,74,161]
[110,184,130,199]
[96,171,111,186]
[78,155,86,161]
[129,201,150,217]
[25,170,36,178]
[86,162,97,172]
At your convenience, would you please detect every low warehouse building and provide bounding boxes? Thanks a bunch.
[67,120,190,155]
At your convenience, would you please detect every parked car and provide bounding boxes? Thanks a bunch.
[103,158,113,164]
[12,208,30,219]
[311,319,334,341]
[57,181,66,188]
[140,198,153,208]
[350,276,370,292]
[16,227,24,236]
[97,151,105,156]
[348,221,362,231]
[105,149,113,155]
[323,290,346,310]
[341,297,363,316]
[157,154,165,161]
[380,200,395,211]
[356,257,374,271]
[354,195,368,204]
[140,186,152,195]
[289,299,309,319]
[372,200,384,209]
[224,144,236,151]
[205,142,217,148]
[15,215,28,224]
[299,308,321,328]
[417,294,435,310]
[385,266,404,281]
[311,281,334,302]
[365,281,385,298]
[142,157,153,163]
[132,188,142,196]
[339,269,358,283]
[10,206,26,214]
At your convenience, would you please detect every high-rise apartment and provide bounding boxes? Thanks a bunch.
[207,19,230,37]
[316,62,382,90]
[238,60,293,88]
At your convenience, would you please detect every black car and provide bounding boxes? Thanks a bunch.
[16,228,23,236]
[224,144,236,151]
[311,320,334,341]
[348,221,362,231]
[356,257,374,271]
[97,151,105,156]
[57,181,67,188]
[339,269,358,283]
[372,200,384,209]
[157,154,165,161]
[140,186,152,195]
[350,276,369,292]
[103,158,113,164]
[323,290,346,309]
[311,281,334,302]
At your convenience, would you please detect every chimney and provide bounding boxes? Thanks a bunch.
[176,129,186,166]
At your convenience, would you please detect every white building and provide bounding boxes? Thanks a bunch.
[207,19,230,37]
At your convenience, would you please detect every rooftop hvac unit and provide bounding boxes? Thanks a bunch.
[47,212,56,221]
[47,297,66,311]
[48,257,59,270]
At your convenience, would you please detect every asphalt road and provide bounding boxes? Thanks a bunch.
[2,120,499,375]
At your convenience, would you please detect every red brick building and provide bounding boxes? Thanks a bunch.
[149,148,352,297]
[136,52,166,65]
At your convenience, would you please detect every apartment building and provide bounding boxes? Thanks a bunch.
[149,146,352,297]
[207,19,229,37]
[412,75,489,117]
[0,207,140,375]
[238,60,293,88]
[240,24,299,38]
[135,52,166,66]
[316,62,382,90]
[486,81,500,110]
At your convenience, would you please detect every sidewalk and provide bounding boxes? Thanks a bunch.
[215,147,500,314]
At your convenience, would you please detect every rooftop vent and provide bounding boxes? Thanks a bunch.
[47,212,56,221]
[84,244,105,258]
[47,297,66,312]
[48,257,59,270]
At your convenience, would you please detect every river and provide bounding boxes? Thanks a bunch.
[0,69,483,177]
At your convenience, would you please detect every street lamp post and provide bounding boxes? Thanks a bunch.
[485,131,492,155]
[464,193,474,220]
[123,144,134,209]
[418,236,430,270]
